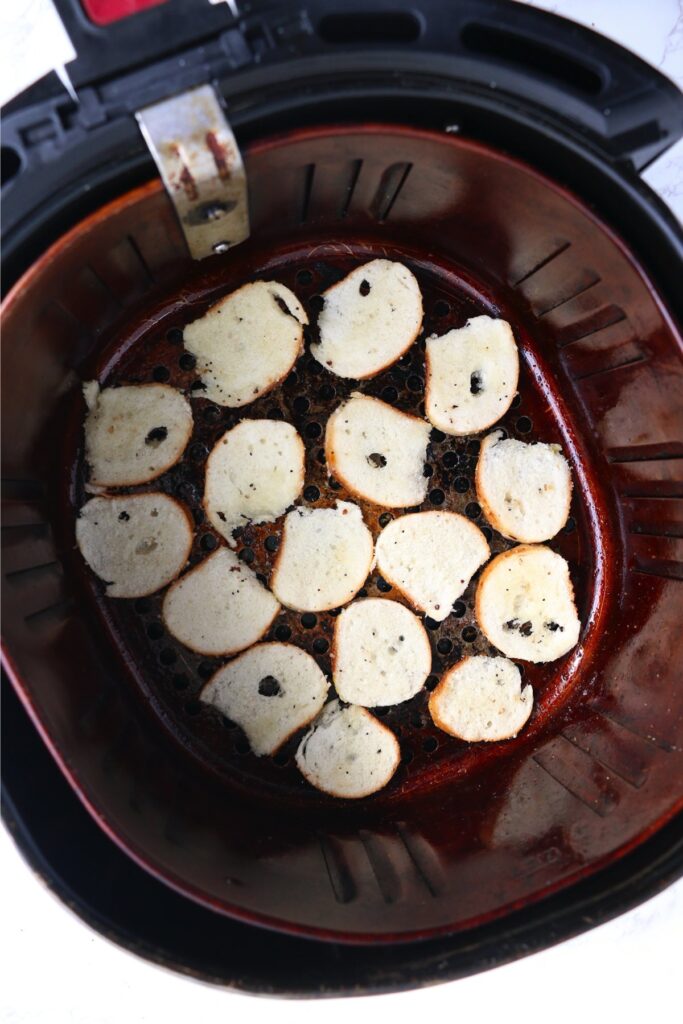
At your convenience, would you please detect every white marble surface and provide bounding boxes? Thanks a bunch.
[2,2,682,1022]
[525,0,683,221]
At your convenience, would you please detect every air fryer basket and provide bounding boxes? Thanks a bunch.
[3,121,682,942]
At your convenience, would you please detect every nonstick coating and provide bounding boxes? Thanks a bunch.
[2,125,682,942]
[64,244,592,803]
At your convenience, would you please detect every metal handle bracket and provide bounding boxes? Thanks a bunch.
[136,84,249,260]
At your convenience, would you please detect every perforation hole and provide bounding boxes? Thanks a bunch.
[454,476,470,493]
[465,502,481,520]
[166,327,184,344]
[429,488,445,505]
[381,386,398,402]
[423,736,438,752]
[198,661,215,680]
[147,622,164,640]
[437,638,452,655]
[462,625,478,643]
[152,366,170,383]
[301,613,317,629]
[304,485,320,502]
[296,269,313,285]
[516,416,532,433]
[305,422,322,439]
[452,600,467,618]
[425,674,439,692]
[293,396,310,414]
[201,533,218,552]
[189,442,206,461]
[313,637,329,654]
[275,623,291,641]
[239,547,255,564]
[434,300,450,316]
[265,535,279,552]
[179,353,196,371]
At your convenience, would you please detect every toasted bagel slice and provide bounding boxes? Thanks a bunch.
[83,382,192,487]
[182,280,307,407]
[429,655,533,742]
[475,430,572,542]
[476,544,580,662]
[310,259,422,379]
[333,598,431,707]
[204,419,305,545]
[375,511,490,621]
[76,493,192,598]
[271,501,373,612]
[201,643,329,756]
[295,700,400,798]
[425,316,519,435]
[325,393,431,507]
[162,547,279,656]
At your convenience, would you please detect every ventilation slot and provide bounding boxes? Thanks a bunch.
[318,12,421,44]
[462,22,604,96]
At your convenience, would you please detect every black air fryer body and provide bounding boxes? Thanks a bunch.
[2,0,682,995]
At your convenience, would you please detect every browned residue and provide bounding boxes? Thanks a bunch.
[205,130,233,182]
[171,144,199,201]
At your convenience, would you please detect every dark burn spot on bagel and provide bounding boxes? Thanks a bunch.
[359,279,371,296]
[504,618,533,636]
[216,511,227,522]
[258,676,282,697]
[367,452,387,468]
[118,511,130,522]
[470,371,483,395]
[546,621,564,632]
[271,292,299,322]
[145,426,168,446]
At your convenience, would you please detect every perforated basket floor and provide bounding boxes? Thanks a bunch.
[2,125,682,942]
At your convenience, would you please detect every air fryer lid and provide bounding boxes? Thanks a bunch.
[3,111,683,941]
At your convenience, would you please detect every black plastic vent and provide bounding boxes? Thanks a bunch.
[318,12,422,45]
[461,22,605,96]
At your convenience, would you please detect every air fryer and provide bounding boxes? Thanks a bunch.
[2,0,682,954]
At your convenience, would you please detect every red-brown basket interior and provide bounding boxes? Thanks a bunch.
[2,125,682,942]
